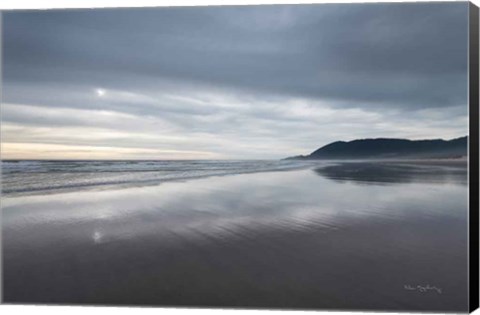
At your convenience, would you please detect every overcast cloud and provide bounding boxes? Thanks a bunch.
[1,2,469,159]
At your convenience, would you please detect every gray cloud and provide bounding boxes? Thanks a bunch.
[1,3,469,159]
[4,3,468,107]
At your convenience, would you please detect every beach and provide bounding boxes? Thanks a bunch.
[2,160,469,311]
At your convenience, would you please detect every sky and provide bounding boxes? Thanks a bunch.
[1,2,470,160]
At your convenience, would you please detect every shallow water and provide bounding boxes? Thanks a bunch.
[2,161,469,311]
[1,159,313,195]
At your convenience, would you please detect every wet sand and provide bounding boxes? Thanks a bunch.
[2,162,469,312]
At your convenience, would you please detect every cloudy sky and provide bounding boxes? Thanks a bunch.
[1,2,469,160]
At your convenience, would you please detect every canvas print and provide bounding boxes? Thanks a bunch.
[1,2,478,313]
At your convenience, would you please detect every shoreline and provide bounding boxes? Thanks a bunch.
[1,158,467,198]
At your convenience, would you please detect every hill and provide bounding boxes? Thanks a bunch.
[287,136,467,160]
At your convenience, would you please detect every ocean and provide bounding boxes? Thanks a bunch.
[1,159,314,196]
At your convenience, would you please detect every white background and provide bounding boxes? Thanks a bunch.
[0,0,479,314]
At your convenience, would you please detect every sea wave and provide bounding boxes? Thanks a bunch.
[1,160,317,196]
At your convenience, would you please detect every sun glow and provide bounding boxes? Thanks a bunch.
[95,88,106,97]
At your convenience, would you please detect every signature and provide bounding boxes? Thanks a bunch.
[404,284,442,294]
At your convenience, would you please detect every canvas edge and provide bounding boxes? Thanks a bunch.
[0,2,477,313]
[469,1,480,313]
